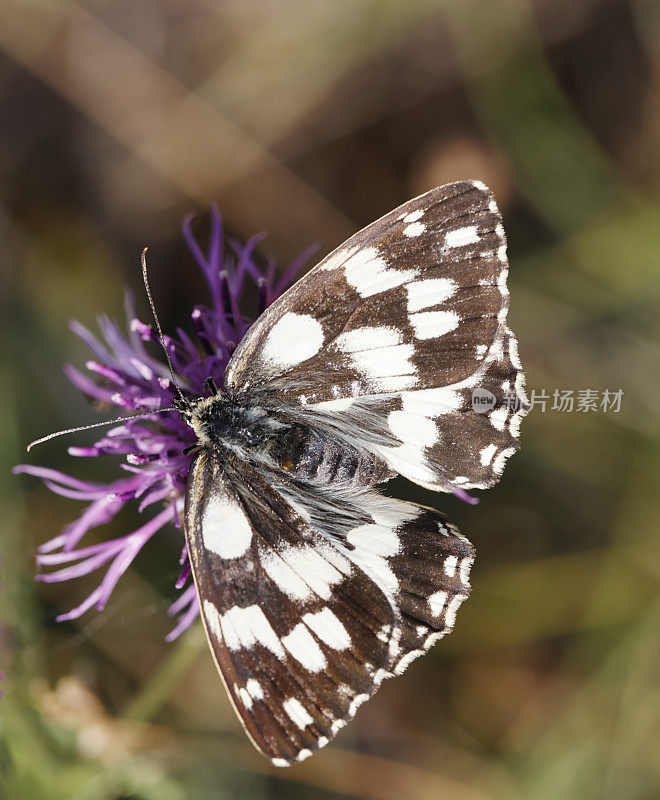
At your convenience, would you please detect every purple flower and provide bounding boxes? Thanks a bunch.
[14,206,316,641]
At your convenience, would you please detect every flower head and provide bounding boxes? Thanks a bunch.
[14,206,316,640]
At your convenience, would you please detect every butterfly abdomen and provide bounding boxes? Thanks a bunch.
[270,423,391,488]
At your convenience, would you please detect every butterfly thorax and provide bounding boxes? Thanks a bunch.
[188,395,280,453]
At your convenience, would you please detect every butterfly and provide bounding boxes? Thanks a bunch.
[172,180,528,766]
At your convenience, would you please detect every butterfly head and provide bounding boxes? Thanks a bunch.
[172,395,194,423]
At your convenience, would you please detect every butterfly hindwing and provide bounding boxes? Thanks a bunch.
[224,180,528,492]
[184,450,472,765]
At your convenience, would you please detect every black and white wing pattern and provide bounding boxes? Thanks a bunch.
[224,180,528,492]
[184,449,473,766]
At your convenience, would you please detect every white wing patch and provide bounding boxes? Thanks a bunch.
[283,697,314,729]
[261,312,325,369]
[273,544,346,601]
[220,605,285,656]
[403,221,426,237]
[406,278,457,312]
[409,309,460,340]
[334,325,418,392]
[261,549,314,602]
[343,246,417,298]
[334,325,402,352]
[387,409,438,450]
[282,623,327,671]
[302,608,351,650]
[204,599,223,642]
[202,491,252,559]
[445,225,479,248]
[346,522,401,558]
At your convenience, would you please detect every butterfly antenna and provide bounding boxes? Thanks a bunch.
[141,248,187,406]
[26,408,177,452]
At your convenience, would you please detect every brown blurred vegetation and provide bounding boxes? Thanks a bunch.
[1,1,659,798]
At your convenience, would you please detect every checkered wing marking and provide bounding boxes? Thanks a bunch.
[184,450,473,766]
[224,180,528,492]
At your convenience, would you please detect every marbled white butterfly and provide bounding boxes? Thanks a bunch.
[176,181,528,765]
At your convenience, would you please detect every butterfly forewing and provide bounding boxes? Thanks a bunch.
[224,180,528,492]
[184,450,472,765]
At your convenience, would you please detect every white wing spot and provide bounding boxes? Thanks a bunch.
[283,697,313,730]
[428,590,447,616]
[403,221,426,237]
[403,209,424,222]
[302,608,351,650]
[409,309,460,340]
[424,630,447,649]
[444,555,458,577]
[276,544,345,601]
[489,405,508,431]
[509,411,525,438]
[319,244,357,272]
[202,490,252,559]
[374,668,390,686]
[203,600,223,643]
[238,688,253,709]
[400,386,463,415]
[282,623,327,671]
[261,550,313,602]
[220,605,285,656]
[479,443,497,466]
[261,312,324,369]
[347,522,400,558]
[508,335,523,370]
[335,326,417,390]
[406,278,457,312]
[445,226,479,248]
[312,397,354,412]
[388,409,438,449]
[335,325,402,352]
[343,246,417,298]
[245,678,264,701]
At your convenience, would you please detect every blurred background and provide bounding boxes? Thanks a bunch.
[1,1,659,798]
